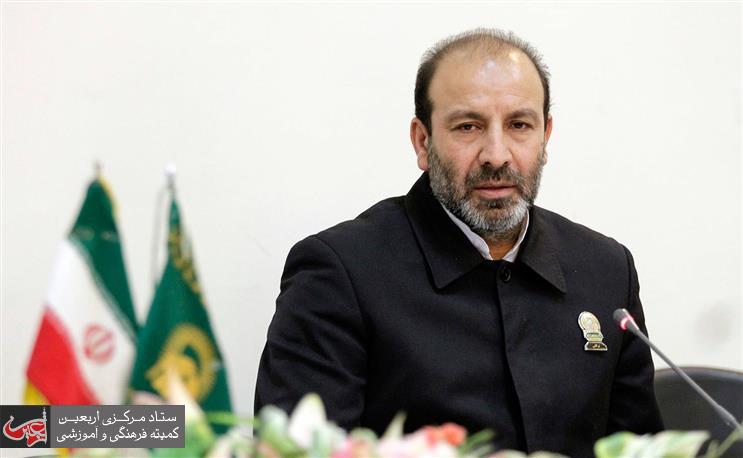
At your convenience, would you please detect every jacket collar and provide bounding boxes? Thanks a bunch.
[405,173,567,294]
[518,206,568,294]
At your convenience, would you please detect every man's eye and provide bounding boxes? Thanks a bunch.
[457,124,477,132]
[511,121,531,130]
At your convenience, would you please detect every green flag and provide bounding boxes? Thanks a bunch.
[130,192,232,421]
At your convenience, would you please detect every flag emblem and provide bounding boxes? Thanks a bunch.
[145,324,217,402]
[83,323,116,364]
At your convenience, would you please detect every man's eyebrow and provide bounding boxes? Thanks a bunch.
[507,109,540,121]
[444,109,541,124]
[444,110,487,123]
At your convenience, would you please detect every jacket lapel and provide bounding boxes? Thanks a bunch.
[404,173,485,289]
[517,208,568,294]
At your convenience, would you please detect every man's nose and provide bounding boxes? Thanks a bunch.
[478,128,512,168]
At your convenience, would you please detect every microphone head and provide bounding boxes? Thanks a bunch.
[613,308,629,323]
[613,308,636,331]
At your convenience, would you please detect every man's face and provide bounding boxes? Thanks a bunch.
[414,47,552,239]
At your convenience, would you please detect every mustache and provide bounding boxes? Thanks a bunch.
[464,164,527,191]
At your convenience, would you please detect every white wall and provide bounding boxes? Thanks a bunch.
[2,2,741,419]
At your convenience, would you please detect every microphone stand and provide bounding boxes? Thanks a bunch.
[613,308,743,436]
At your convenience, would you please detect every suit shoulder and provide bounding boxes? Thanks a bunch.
[533,206,630,260]
[531,207,638,297]
[307,196,411,254]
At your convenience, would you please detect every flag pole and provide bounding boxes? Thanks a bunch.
[151,162,177,291]
[165,161,177,196]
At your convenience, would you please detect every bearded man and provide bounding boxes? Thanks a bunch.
[255,29,663,458]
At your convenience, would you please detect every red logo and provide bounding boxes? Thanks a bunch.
[2,408,47,447]
[83,324,115,364]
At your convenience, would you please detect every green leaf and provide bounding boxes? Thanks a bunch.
[459,428,495,455]
[307,422,346,458]
[709,421,743,458]
[205,411,255,426]
[255,405,305,457]
[205,425,253,458]
[651,431,709,457]
[595,431,637,458]
[595,430,709,458]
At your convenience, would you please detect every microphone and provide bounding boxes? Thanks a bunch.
[613,308,743,434]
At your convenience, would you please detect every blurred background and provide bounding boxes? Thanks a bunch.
[2,2,741,420]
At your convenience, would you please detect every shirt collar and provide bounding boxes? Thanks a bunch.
[440,204,529,262]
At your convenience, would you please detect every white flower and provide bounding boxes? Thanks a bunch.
[287,393,328,448]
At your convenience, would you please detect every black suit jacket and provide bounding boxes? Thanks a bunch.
[255,173,663,457]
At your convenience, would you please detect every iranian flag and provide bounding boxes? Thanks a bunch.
[24,178,138,405]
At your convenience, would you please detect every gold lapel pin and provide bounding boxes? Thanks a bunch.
[578,311,608,351]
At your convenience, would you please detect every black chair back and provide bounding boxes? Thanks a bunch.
[654,367,743,457]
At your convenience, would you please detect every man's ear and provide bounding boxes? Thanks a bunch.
[410,117,430,171]
[543,115,553,163]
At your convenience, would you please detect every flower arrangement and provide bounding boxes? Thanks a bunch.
[213,394,736,458]
[72,373,741,458]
